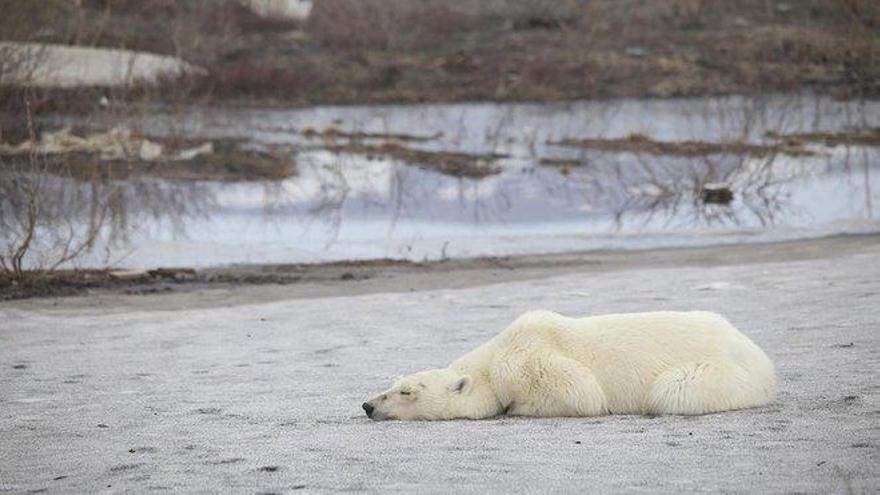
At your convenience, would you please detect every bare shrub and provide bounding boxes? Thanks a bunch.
[207,61,325,99]
[0,104,219,284]
[308,0,468,50]
[0,100,107,282]
[822,0,880,97]
[463,0,583,29]
[222,2,303,33]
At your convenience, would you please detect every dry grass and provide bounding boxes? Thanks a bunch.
[765,128,880,147]
[2,0,878,111]
[326,142,504,178]
[0,268,114,299]
[301,127,442,143]
[307,0,468,51]
[548,133,815,158]
[0,100,106,283]
[0,135,296,182]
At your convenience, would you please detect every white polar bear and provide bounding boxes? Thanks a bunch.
[363,310,776,420]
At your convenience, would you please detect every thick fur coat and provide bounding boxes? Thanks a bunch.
[363,310,776,420]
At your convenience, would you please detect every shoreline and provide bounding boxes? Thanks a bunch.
[5,232,878,312]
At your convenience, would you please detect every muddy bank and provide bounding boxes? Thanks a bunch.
[324,142,503,178]
[765,127,880,147]
[4,233,878,311]
[548,133,815,158]
[0,128,295,182]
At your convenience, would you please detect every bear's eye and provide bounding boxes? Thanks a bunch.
[399,390,411,396]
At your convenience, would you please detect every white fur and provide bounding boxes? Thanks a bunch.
[365,310,776,420]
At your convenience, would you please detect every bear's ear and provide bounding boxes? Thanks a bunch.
[451,375,473,395]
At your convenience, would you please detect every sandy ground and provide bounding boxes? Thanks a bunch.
[1,236,878,493]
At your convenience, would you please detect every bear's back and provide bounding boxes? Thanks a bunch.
[498,310,764,376]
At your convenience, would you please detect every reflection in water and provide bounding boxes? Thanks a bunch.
[600,153,796,229]
[9,94,880,269]
[0,164,214,271]
[280,144,877,233]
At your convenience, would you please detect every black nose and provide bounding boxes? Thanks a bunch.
[362,402,374,417]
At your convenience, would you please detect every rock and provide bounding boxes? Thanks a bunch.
[138,140,163,161]
[108,270,150,281]
[244,0,312,20]
[625,46,648,58]
[694,282,745,291]
[701,184,734,204]
[628,183,664,197]
[776,3,792,13]
[176,142,214,161]
[147,268,197,282]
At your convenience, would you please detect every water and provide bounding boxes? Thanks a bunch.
[30,95,880,269]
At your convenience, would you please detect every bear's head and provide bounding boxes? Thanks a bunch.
[362,368,475,421]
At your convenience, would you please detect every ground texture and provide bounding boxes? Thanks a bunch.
[1,237,878,493]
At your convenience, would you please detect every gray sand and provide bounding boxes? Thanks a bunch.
[1,236,878,493]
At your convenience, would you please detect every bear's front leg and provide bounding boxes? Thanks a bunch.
[502,351,609,418]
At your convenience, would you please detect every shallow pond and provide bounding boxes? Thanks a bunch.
[40,95,880,269]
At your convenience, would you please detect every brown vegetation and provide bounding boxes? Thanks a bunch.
[0,104,106,283]
[208,0,880,102]
[765,128,880,147]
[0,126,295,182]
[36,147,296,182]
[548,133,814,158]
[326,142,503,178]
[1,0,877,111]
[78,141,294,182]
[0,266,199,300]
[301,127,442,143]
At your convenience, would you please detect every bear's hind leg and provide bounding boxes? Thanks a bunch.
[508,353,608,417]
[645,361,773,415]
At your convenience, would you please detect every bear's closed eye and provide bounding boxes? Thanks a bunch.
[400,391,411,395]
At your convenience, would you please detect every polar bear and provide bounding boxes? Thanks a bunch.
[363,310,775,420]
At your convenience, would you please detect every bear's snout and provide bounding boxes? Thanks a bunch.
[362,402,375,418]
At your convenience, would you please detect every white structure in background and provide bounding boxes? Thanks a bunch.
[0,42,203,88]
[243,0,313,20]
